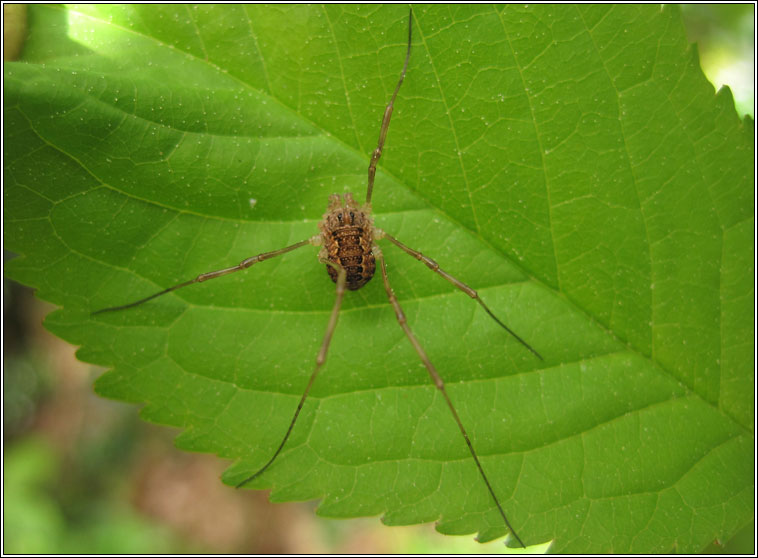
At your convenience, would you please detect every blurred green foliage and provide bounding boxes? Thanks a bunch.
[3,438,193,554]
[681,4,754,117]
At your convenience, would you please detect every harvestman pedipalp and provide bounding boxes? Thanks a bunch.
[92,9,541,548]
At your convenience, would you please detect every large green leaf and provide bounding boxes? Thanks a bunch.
[4,4,753,553]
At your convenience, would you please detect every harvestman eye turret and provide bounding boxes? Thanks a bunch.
[92,9,542,548]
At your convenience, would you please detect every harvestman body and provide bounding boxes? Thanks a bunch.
[93,10,541,548]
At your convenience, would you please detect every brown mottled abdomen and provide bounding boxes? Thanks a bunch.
[319,193,375,290]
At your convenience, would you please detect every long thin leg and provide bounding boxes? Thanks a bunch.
[92,238,315,315]
[366,8,412,205]
[236,259,347,489]
[380,232,542,361]
[374,246,526,548]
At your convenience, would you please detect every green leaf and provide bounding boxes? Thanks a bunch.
[4,4,753,553]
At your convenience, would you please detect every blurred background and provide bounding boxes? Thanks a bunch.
[680,3,754,119]
[3,4,754,554]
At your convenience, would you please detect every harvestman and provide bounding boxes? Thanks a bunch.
[93,10,541,548]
